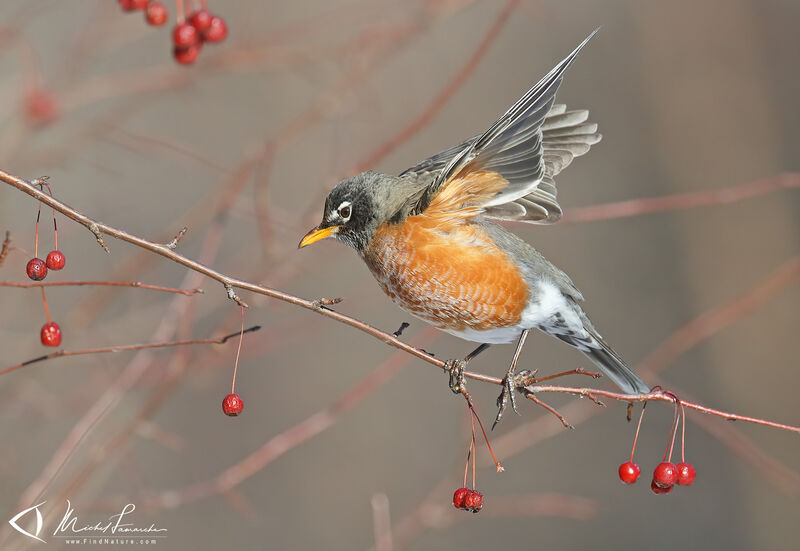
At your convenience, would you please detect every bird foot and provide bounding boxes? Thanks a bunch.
[493,369,533,429]
[445,358,467,394]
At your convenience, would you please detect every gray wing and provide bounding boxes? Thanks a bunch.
[400,30,600,223]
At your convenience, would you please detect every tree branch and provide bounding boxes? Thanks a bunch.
[2,167,798,436]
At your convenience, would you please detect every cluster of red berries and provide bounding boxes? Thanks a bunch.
[450,396,502,514]
[25,250,65,282]
[619,460,696,491]
[118,1,228,65]
[25,181,66,347]
[649,461,696,494]
[172,10,228,65]
[118,0,168,26]
[618,400,696,494]
[452,487,483,513]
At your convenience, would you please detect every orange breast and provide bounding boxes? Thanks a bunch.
[362,216,529,331]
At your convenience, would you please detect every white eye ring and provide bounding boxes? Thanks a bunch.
[337,201,352,221]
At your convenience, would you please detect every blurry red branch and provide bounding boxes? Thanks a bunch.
[380,492,597,551]
[122,328,439,511]
[352,0,521,172]
[561,172,800,224]
[0,325,261,377]
[0,280,203,294]
[636,255,800,376]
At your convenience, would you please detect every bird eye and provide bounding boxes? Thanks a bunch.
[337,202,352,221]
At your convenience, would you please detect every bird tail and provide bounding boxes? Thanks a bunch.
[579,331,650,395]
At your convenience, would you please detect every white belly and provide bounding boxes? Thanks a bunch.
[439,324,523,344]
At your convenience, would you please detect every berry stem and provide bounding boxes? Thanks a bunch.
[40,287,51,323]
[468,401,503,472]
[176,0,185,22]
[34,201,41,258]
[470,414,476,489]
[231,305,244,394]
[462,440,470,489]
[664,398,681,462]
[39,181,58,250]
[629,402,647,462]
[680,403,686,463]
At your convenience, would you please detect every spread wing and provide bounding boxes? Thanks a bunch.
[400,30,601,224]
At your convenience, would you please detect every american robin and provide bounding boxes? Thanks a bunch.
[300,31,649,423]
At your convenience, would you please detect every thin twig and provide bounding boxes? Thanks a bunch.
[0,280,203,295]
[165,226,188,250]
[520,389,574,429]
[526,386,800,434]
[0,230,10,267]
[0,326,261,377]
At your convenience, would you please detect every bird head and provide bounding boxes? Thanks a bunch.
[299,171,422,253]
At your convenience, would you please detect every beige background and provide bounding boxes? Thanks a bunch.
[0,1,798,550]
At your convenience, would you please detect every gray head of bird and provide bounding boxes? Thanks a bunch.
[299,171,424,253]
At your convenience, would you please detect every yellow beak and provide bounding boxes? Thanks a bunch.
[298,225,340,248]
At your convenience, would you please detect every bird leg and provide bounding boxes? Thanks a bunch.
[446,343,490,394]
[493,329,531,428]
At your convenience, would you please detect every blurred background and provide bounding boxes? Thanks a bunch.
[1,1,798,550]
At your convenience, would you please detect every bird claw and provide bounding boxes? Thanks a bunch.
[493,370,533,429]
[446,358,466,394]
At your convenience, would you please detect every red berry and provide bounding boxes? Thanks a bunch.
[618,461,641,484]
[202,16,228,43]
[189,10,213,32]
[46,250,66,270]
[40,321,62,347]
[222,393,244,416]
[173,44,201,65]
[676,462,696,486]
[452,487,469,510]
[23,89,59,127]
[464,490,483,513]
[653,462,678,488]
[172,22,199,47]
[650,479,673,495]
[145,2,168,26]
[119,0,148,11]
[26,258,47,280]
